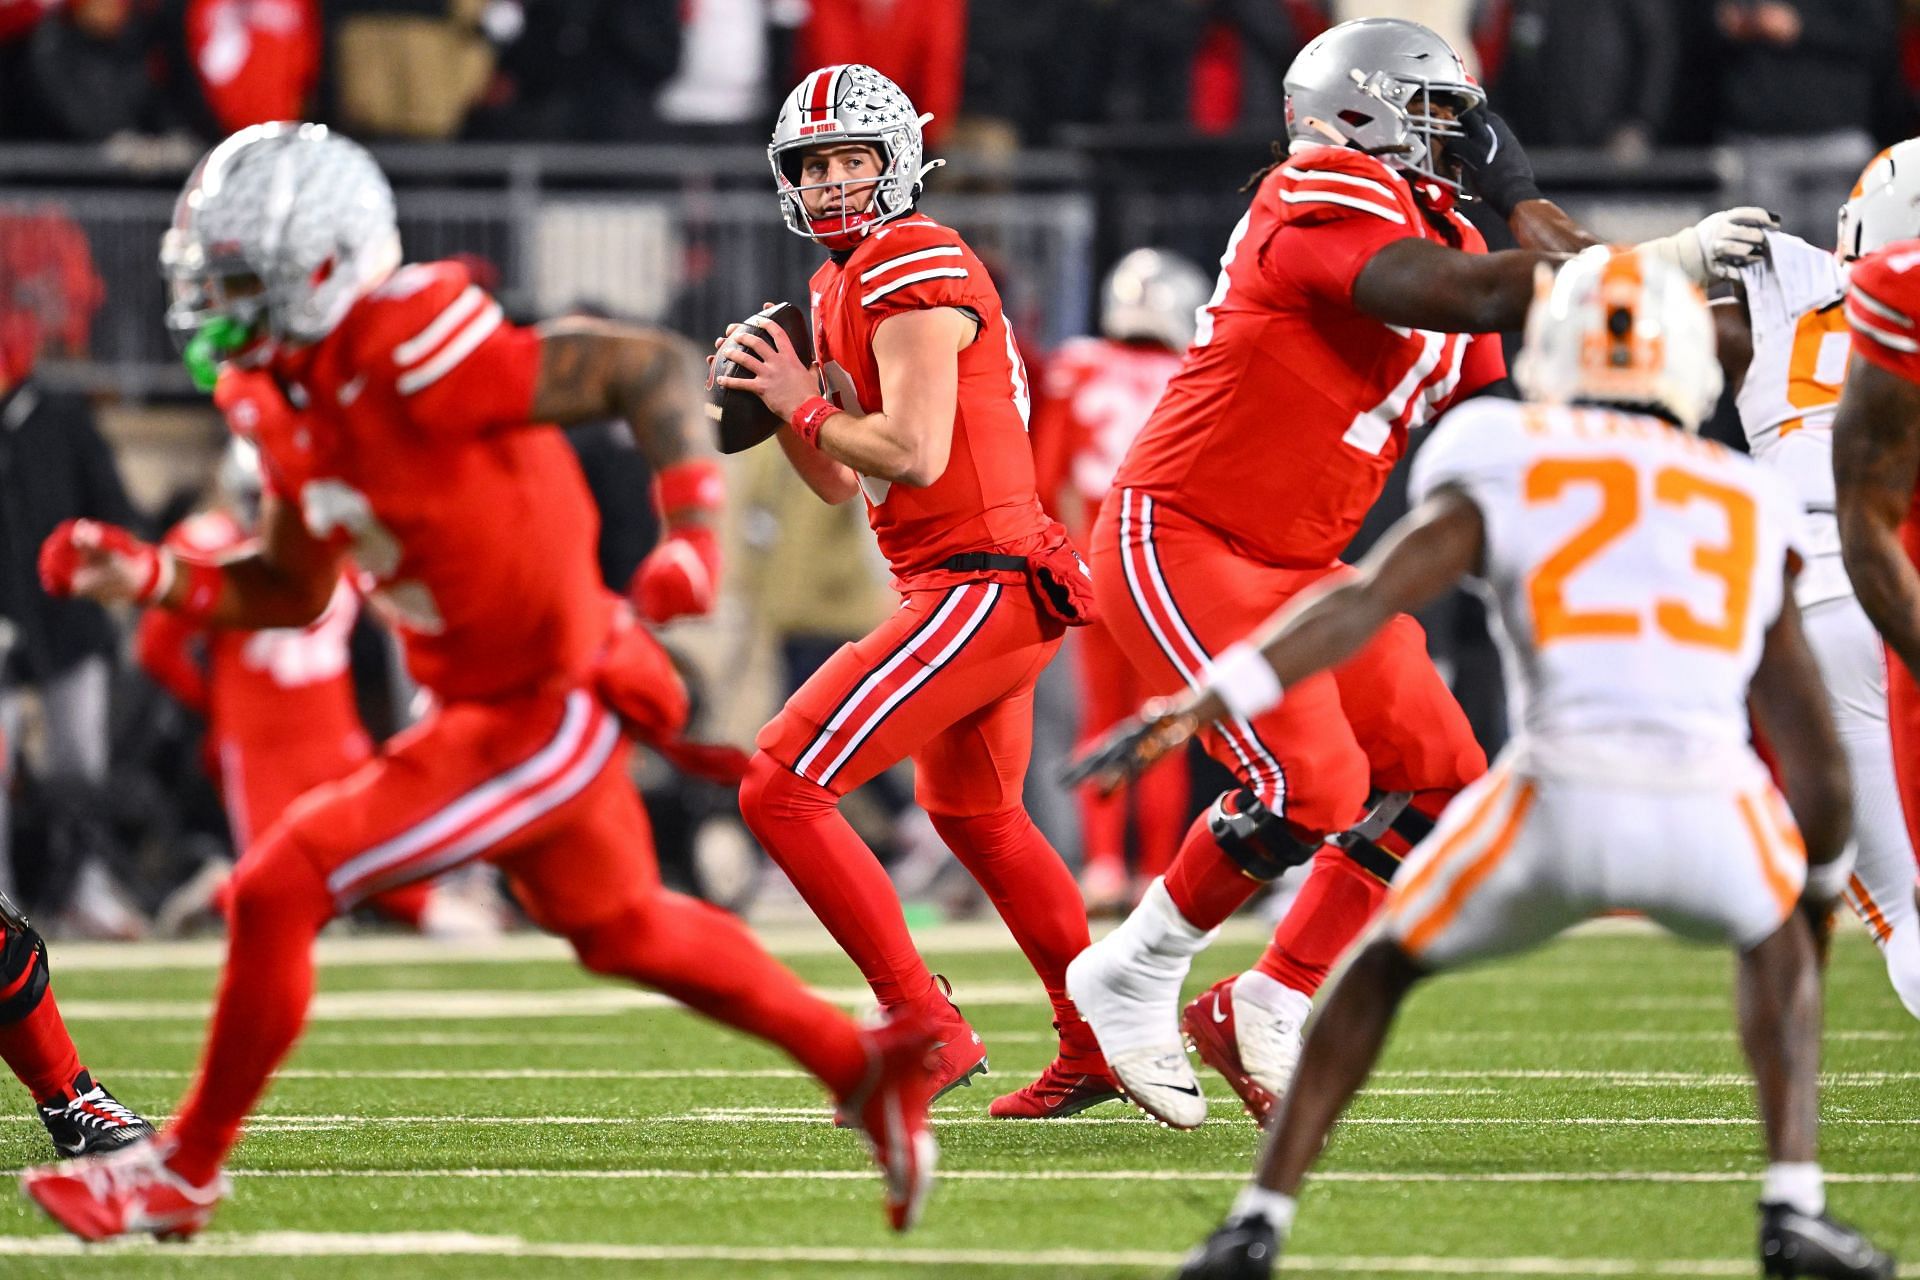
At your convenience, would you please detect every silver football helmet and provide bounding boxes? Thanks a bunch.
[1101,248,1210,351]
[1284,18,1484,190]
[162,122,401,386]
[769,64,942,251]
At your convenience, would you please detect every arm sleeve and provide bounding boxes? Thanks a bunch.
[1844,250,1920,383]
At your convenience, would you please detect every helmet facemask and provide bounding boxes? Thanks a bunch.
[1330,69,1478,191]
[161,229,272,391]
[774,136,920,252]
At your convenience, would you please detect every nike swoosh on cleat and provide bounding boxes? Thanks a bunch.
[53,1139,84,1156]
[1210,1003,1229,1024]
[1146,1081,1202,1097]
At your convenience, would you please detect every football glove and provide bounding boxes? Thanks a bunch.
[1639,207,1777,285]
[1058,698,1201,795]
[38,519,173,605]
[1453,105,1543,218]
[630,459,725,624]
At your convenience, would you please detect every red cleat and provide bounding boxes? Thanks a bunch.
[988,1056,1123,1119]
[1181,978,1275,1124]
[840,1009,940,1232]
[926,974,988,1100]
[19,1142,228,1242]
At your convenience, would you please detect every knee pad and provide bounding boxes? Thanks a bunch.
[1207,788,1320,882]
[0,897,50,1024]
[1334,790,1430,885]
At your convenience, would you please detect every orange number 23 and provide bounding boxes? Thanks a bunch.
[1525,457,1756,651]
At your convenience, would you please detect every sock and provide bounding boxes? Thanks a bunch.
[570,891,868,1097]
[1134,754,1191,881]
[739,752,936,1011]
[929,807,1099,1065]
[1254,852,1387,996]
[0,987,84,1103]
[1231,1184,1298,1234]
[1762,1162,1826,1215]
[1163,808,1264,930]
[167,834,335,1186]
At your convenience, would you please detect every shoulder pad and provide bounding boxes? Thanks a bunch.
[1846,241,1920,365]
[1267,146,1414,229]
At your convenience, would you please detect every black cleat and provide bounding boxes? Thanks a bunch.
[1761,1202,1896,1279]
[1175,1214,1279,1280]
[37,1072,155,1157]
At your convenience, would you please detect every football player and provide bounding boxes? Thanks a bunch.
[715,64,1117,1119]
[1084,249,1896,1280]
[1713,142,1920,1021]
[22,123,936,1239]
[1061,16,1776,1128]
[0,892,153,1156]
[135,434,495,937]
[1032,248,1210,916]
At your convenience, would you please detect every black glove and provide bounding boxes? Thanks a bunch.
[1453,105,1544,218]
[1058,701,1196,794]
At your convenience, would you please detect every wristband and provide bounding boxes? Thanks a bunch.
[139,545,177,606]
[653,459,725,521]
[1206,641,1284,720]
[790,395,842,448]
[173,556,225,621]
[1803,847,1857,904]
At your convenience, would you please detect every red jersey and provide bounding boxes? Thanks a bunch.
[1847,240,1920,536]
[230,261,610,702]
[1115,146,1507,568]
[138,510,368,764]
[1032,336,1183,539]
[809,213,1051,584]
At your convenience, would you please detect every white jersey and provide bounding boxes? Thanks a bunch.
[1411,399,1803,784]
[1734,230,1851,607]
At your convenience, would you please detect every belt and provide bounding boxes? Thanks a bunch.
[939,552,1028,573]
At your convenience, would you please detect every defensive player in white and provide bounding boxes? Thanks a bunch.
[1068,248,1893,1280]
[1713,140,1920,1020]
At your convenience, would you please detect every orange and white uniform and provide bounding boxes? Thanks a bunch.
[1386,399,1807,964]
[1736,231,1918,998]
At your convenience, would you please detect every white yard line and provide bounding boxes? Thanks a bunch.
[208,1168,1920,1186]
[0,1231,1905,1275]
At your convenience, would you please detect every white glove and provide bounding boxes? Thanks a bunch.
[1638,206,1779,285]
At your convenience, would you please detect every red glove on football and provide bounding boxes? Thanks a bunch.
[38,519,172,604]
[629,460,725,624]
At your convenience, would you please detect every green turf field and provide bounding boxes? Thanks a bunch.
[0,918,1913,1279]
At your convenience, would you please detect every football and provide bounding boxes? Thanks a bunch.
[707,301,815,454]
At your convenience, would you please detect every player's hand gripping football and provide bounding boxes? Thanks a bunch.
[38,519,173,606]
[711,307,818,424]
[1059,695,1204,795]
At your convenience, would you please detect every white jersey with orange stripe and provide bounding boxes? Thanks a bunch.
[1733,231,1852,607]
[1411,398,1803,784]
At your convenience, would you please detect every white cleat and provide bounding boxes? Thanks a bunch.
[1066,931,1206,1130]
[1231,972,1313,1101]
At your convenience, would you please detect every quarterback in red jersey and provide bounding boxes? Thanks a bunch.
[1063,17,1777,1128]
[1032,248,1210,913]
[716,64,1118,1120]
[24,122,936,1239]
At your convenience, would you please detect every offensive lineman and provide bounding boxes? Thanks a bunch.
[1063,15,1775,1127]
[717,64,1118,1120]
[1032,248,1211,914]
[21,123,937,1239]
[1078,249,1896,1280]
[1713,142,1920,1019]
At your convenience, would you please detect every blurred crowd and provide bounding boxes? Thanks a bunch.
[0,0,1911,154]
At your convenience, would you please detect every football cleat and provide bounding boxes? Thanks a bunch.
[1760,1202,1896,1279]
[841,1009,940,1232]
[927,974,989,1101]
[20,1141,228,1242]
[987,1056,1122,1119]
[1182,979,1275,1124]
[37,1073,156,1157]
[1065,932,1205,1129]
[1177,1214,1280,1280]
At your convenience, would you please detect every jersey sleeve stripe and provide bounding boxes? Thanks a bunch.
[396,300,505,394]
[861,267,971,307]
[1276,189,1407,224]
[1278,164,1398,200]
[1846,295,1920,353]
[393,285,487,367]
[1849,284,1914,328]
[858,245,963,283]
